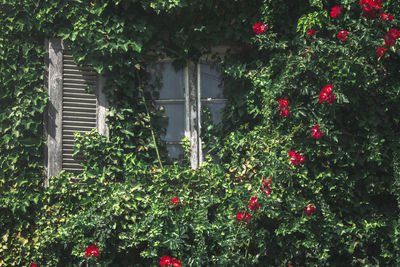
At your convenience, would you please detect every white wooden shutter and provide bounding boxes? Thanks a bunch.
[62,50,98,172]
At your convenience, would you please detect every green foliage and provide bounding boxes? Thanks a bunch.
[2,0,400,266]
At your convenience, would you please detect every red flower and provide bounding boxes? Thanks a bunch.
[330,6,342,18]
[288,151,305,165]
[312,124,325,139]
[85,244,99,258]
[337,30,349,41]
[305,204,316,216]
[244,212,251,225]
[278,97,290,116]
[236,211,244,222]
[171,197,180,206]
[360,0,381,19]
[388,28,400,39]
[384,36,394,47]
[261,177,272,195]
[253,23,267,34]
[171,258,182,267]
[280,108,290,117]
[279,97,289,109]
[31,264,37,267]
[262,176,271,186]
[319,84,336,103]
[307,29,316,37]
[159,255,172,266]
[381,13,394,21]
[377,46,386,57]
[249,197,259,210]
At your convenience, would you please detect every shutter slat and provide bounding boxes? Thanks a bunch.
[62,49,98,172]
[63,92,97,99]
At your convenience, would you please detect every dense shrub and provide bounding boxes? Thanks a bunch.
[2,0,400,266]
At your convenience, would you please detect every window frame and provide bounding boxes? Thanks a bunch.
[153,59,227,169]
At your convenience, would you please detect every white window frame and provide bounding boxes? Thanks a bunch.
[154,60,227,169]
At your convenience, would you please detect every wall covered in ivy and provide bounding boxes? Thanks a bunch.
[2,0,400,266]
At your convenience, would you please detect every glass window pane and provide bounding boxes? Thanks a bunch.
[160,103,185,141]
[202,102,225,124]
[200,63,223,99]
[166,144,184,159]
[148,62,185,99]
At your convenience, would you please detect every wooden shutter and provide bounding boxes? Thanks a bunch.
[62,50,98,172]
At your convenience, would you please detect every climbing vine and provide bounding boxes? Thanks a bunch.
[2,0,400,266]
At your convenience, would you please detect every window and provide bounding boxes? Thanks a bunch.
[149,60,226,169]
[44,38,108,185]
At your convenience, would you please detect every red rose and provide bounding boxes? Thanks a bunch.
[262,176,271,186]
[337,30,349,41]
[171,197,180,206]
[253,23,267,34]
[307,29,316,37]
[330,6,342,18]
[381,13,394,21]
[360,0,381,19]
[384,36,395,47]
[388,29,400,39]
[279,108,290,117]
[171,258,182,267]
[305,204,316,216]
[312,124,325,139]
[288,151,305,165]
[319,84,336,103]
[261,177,272,195]
[85,244,99,258]
[244,212,251,225]
[31,264,37,267]
[278,97,290,116]
[248,197,259,210]
[236,211,244,222]
[279,97,289,109]
[159,255,172,266]
[377,46,386,57]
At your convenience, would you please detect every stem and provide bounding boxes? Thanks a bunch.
[244,238,251,259]
[137,71,163,170]
[142,94,163,170]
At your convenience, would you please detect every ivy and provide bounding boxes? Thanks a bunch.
[2,0,400,266]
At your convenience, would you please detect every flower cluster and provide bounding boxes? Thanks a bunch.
[312,124,325,139]
[381,12,394,21]
[360,0,382,19]
[278,97,290,116]
[319,84,336,103]
[171,197,180,206]
[330,6,342,18]
[378,28,400,57]
[248,197,260,210]
[159,255,182,267]
[236,211,251,225]
[288,151,305,166]
[305,204,316,216]
[253,23,267,34]
[337,30,349,41]
[85,244,99,258]
[261,177,271,195]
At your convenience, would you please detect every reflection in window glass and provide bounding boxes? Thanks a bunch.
[148,62,185,100]
[200,63,223,99]
[161,103,185,142]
